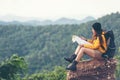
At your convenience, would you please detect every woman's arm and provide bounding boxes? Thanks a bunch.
[83,37,100,49]
[86,39,93,43]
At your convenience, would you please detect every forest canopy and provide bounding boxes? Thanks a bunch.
[0,12,120,75]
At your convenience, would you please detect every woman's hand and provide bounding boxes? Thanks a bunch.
[80,44,84,48]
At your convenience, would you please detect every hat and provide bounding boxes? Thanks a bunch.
[92,22,102,32]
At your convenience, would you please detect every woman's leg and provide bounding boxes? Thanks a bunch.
[74,45,81,55]
[75,47,102,61]
[64,45,82,63]
[66,47,102,71]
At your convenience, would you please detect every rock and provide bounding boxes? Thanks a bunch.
[67,59,117,80]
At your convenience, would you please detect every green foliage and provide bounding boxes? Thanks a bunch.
[0,12,120,78]
[115,55,120,79]
[23,66,66,80]
[0,54,27,80]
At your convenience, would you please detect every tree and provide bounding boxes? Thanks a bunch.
[0,54,27,80]
[23,66,66,80]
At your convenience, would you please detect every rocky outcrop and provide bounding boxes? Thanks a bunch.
[67,59,117,80]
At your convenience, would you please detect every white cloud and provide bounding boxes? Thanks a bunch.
[0,0,120,20]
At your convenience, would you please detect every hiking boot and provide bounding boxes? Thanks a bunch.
[66,60,78,71]
[64,54,77,63]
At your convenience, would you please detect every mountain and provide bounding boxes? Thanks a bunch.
[81,16,95,23]
[0,15,40,22]
[54,18,80,24]
[53,17,95,25]
[0,15,95,25]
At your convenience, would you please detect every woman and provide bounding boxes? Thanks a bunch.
[65,22,107,71]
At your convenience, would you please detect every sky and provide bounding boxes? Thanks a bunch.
[0,0,120,20]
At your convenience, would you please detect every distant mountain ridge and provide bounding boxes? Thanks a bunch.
[0,15,95,25]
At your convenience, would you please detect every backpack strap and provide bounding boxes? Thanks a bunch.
[100,33,107,51]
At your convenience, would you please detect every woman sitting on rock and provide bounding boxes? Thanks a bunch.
[64,22,107,71]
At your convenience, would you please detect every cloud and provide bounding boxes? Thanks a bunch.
[0,0,120,20]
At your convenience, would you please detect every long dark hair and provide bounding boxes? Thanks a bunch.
[96,30,103,46]
[92,22,104,48]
